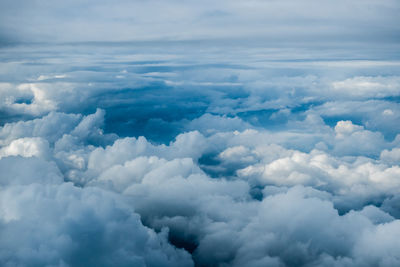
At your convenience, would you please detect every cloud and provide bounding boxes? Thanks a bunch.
[314,100,400,140]
[331,76,400,99]
[1,105,400,266]
[0,182,193,266]
[1,18,400,265]
[186,113,252,135]
[0,137,50,159]
[1,0,399,44]
[0,111,81,146]
[332,120,388,156]
[380,147,400,166]
[0,156,62,186]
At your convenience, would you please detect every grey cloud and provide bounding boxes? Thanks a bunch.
[0,156,62,186]
[0,0,399,44]
[0,182,193,267]
[0,111,81,145]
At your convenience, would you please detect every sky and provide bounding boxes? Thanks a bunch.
[1,0,400,44]
[1,1,400,266]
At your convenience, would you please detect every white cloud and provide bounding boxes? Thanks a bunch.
[380,147,400,166]
[333,121,388,156]
[331,76,400,99]
[0,111,81,146]
[1,105,400,266]
[0,182,193,266]
[0,137,50,159]
[1,22,400,265]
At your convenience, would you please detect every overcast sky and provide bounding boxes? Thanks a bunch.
[1,0,399,45]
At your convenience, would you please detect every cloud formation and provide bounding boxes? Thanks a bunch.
[1,0,399,45]
[1,105,399,266]
[1,4,400,265]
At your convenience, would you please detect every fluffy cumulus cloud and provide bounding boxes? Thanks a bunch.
[0,172,193,267]
[1,105,400,266]
[1,0,400,266]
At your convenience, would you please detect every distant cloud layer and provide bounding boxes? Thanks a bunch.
[1,0,400,266]
[0,0,399,44]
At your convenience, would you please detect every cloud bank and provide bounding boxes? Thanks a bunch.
[2,0,400,44]
[1,1,400,266]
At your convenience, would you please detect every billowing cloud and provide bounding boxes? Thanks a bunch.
[0,177,193,267]
[1,2,400,265]
[2,106,399,266]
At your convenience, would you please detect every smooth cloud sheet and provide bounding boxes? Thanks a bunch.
[0,0,399,44]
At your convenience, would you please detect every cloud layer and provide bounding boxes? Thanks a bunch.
[1,0,399,44]
[1,5,400,265]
